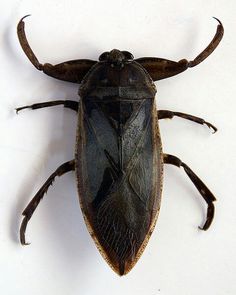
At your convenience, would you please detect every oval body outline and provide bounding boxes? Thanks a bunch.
[75,58,163,275]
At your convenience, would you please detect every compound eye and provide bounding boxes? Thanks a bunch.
[122,51,134,60]
[99,52,109,61]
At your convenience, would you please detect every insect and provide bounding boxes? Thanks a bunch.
[16,16,223,275]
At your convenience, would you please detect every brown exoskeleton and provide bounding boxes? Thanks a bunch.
[16,16,223,275]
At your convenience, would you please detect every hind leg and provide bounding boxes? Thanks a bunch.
[164,154,216,230]
[20,160,75,245]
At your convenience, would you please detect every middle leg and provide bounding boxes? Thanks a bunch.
[158,110,217,133]
[16,100,79,113]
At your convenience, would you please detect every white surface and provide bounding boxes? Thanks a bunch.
[0,1,236,294]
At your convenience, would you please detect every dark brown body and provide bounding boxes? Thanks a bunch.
[16,17,223,276]
[75,60,163,274]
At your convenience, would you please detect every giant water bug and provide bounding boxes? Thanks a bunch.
[16,16,223,275]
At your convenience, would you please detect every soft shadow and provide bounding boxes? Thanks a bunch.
[3,16,23,67]
[5,12,99,289]
[164,163,206,228]
[10,78,95,284]
[10,162,42,243]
